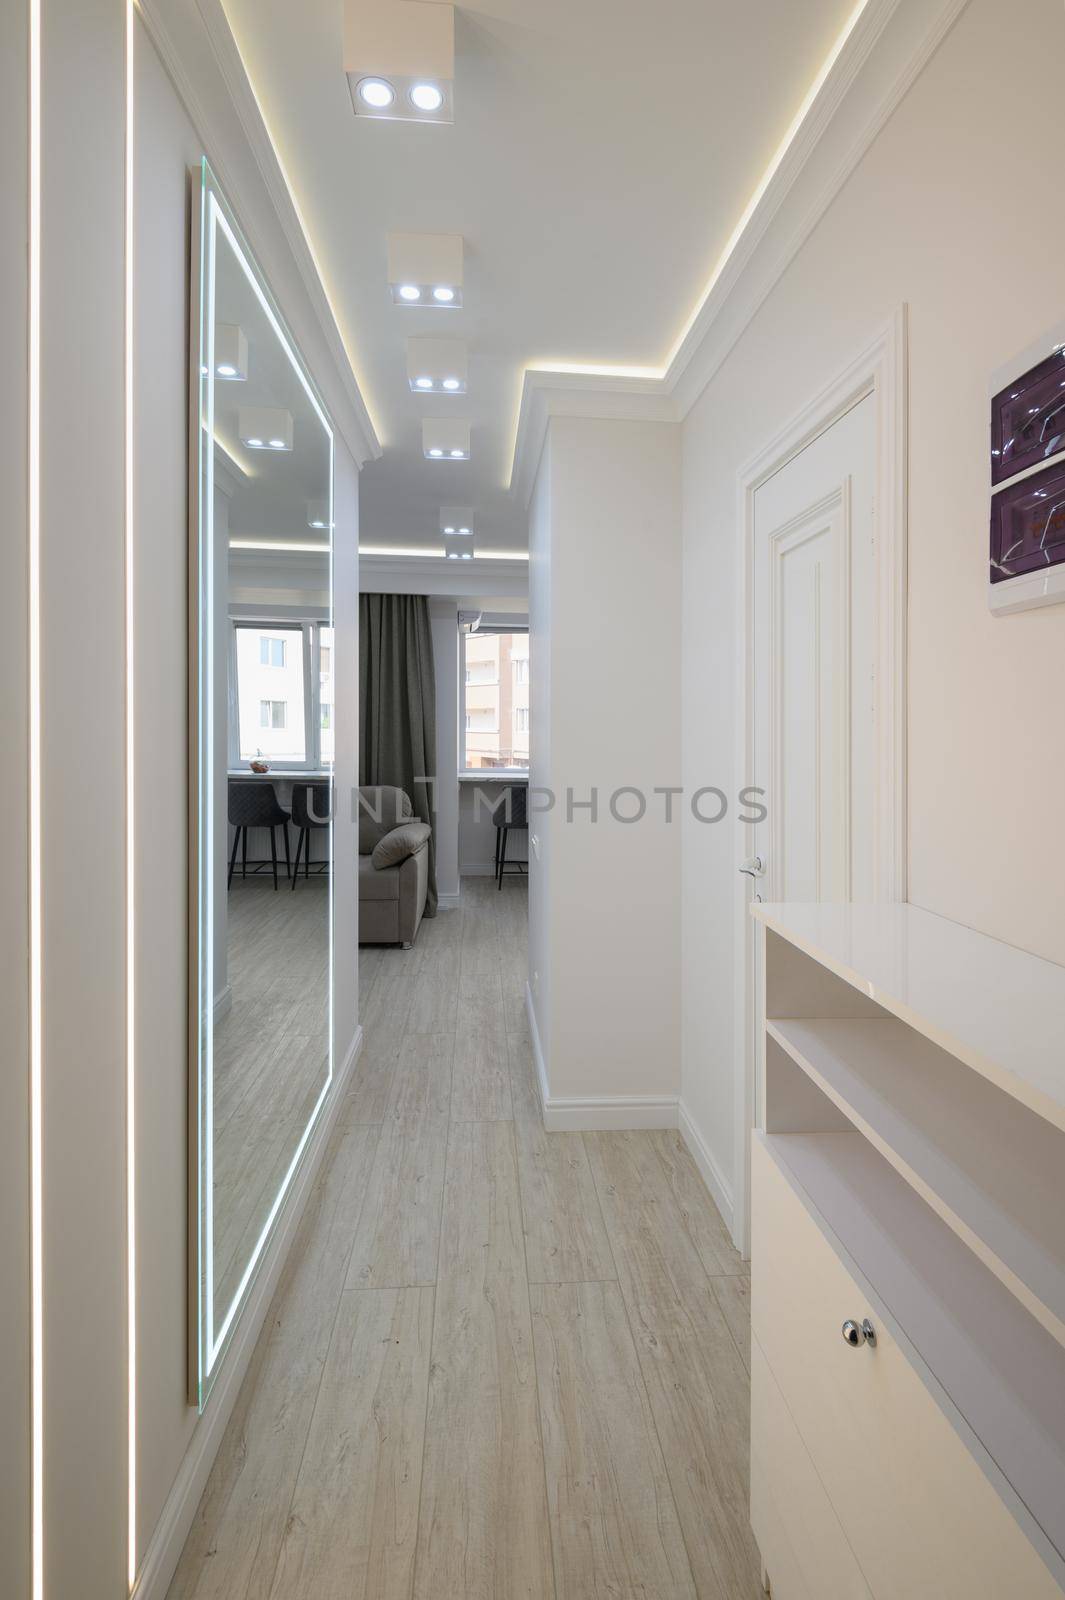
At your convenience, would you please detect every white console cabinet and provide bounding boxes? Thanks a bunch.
[750,902,1065,1599]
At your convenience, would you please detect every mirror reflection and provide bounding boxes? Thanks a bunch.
[193,164,334,1402]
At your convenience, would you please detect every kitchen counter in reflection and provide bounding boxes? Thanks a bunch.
[227,769,333,779]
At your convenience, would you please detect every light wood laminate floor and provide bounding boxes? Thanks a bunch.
[213,875,329,1317]
[169,877,761,1600]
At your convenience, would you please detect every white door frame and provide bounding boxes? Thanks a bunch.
[731,307,909,1256]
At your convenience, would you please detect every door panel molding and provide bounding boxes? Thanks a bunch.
[766,484,853,905]
[731,307,908,1256]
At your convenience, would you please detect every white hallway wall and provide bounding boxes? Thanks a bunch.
[133,9,365,1579]
[530,415,681,1119]
[0,9,370,1597]
[680,0,1065,1219]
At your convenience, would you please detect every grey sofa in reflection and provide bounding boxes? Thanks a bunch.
[358,784,430,949]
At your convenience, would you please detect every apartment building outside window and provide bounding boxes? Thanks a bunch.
[460,623,530,772]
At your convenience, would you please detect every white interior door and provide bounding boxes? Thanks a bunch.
[737,391,877,1249]
[753,393,875,908]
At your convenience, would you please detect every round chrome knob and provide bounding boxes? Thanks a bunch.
[842,1318,876,1348]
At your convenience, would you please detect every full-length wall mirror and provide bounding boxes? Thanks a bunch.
[190,161,334,1405]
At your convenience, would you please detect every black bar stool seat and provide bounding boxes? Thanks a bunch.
[491,784,528,889]
[227,779,291,891]
[290,781,332,889]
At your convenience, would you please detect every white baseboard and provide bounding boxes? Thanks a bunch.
[525,980,550,1116]
[131,1025,364,1600]
[523,983,678,1131]
[677,1098,734,1239]
[437,890,461,910]
[542,1094,678,1131]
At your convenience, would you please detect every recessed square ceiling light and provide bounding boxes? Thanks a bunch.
[345,0,454,123]
[387,232,463,309]
[443,531,476,560]
[423,418,470,460]
[439,505,474,536]
[407,337,468,394]
[238,407,293,451]
[214,323,248,381]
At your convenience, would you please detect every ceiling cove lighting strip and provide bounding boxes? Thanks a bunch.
[28,0,44,1592]
[221,30,383,450]
[126,1,138,1589]
[663,0,872,369]
[514,0,874,444]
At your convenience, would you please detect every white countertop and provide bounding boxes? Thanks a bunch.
[457,772,529,784]
[227,770,332,780]
[752,901,1065,1133]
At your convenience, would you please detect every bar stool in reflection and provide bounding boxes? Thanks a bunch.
[227,779,291,891]
[291,781,332,887]
[491,783,528,889]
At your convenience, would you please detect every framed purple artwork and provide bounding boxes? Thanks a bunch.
[990,321,1065,615]
[991,344,1065,487]
[990,460,1065,583]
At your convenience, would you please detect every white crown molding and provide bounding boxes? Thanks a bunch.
[511,369,678,507]
[509,0,969,504]
[358,552,529,596]
[669,0,968,416]
[137,0,381,469]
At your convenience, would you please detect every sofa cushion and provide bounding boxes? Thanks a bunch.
[371,821,431,871]
[358,785,413,855]
[358,853,400,901]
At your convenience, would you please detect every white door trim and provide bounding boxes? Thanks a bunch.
[731,306,909,1255]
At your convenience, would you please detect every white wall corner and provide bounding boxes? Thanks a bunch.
[525,979,550,1115]
[510,370,677,508]
[677,1099,736,1247]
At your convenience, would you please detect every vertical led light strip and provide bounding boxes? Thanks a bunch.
[125,0,137,1588]
[28,0,43,1593]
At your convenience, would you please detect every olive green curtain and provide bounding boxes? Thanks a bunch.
[359,593,437,916]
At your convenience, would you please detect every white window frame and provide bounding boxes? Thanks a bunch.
[459,619,530,777]
[229,608,332,772]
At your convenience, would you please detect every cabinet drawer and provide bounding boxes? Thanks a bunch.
[751,1137,1060,1599]
[752,1334,872,1600]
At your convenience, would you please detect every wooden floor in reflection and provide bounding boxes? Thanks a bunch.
[212,874,329,1319]
[169,877,760,1600]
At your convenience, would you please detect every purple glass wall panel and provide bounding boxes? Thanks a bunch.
[990,460,1065,583]
[991,346,1065,485]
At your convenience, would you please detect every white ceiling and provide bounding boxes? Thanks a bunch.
[220,0,857,553]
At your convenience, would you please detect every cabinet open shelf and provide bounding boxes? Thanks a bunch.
[764,1129,1065,1588]
[767,1015,1065,1347]
[754,901,1065,1134]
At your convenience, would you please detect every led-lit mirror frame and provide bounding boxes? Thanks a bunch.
[188,160,335,1407]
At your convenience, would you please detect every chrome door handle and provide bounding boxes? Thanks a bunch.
[841,1318,876,1348]
[739,855,766,879]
